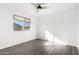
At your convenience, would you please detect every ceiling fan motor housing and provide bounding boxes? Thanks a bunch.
[37,5,42,9]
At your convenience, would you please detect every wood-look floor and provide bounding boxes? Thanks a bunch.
[0,39,78,55]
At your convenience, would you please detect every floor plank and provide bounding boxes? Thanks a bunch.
[0,39,78,55]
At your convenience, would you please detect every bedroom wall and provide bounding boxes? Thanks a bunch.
[77,4,79,48]
[37,3,78,47]
[0,3,37,49]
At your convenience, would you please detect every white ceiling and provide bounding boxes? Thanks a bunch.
[35,3,78,16]
[0,3,78,16]
[0,3,36,16]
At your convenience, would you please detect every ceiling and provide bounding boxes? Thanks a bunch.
[32,3,78,16]
[0,3,78,16]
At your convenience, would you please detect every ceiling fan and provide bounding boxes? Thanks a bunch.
[31,3,48,13]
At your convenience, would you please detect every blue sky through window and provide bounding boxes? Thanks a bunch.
[15,20,30,27]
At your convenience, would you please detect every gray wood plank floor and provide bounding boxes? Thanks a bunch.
[0,39,78,55]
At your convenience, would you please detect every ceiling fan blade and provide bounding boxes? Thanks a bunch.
[31,3,39,8]
[42,7,48,9]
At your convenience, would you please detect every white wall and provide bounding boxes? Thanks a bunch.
[37,3,78,47]
[77,4,79,48]
[0,3,37,49]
